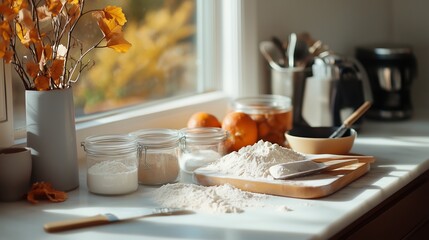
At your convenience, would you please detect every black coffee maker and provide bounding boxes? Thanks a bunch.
[356,44,417,120]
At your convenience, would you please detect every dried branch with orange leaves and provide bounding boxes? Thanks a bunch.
[0,0,131,90]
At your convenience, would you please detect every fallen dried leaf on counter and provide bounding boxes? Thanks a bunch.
[27,182,68,204]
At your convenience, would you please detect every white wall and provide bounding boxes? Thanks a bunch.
[256,0,429,109]
[392,0,429,109]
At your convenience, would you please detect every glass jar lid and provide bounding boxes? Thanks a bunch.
[231,95,291,114]
[180,127,228,145]
[82,134,138,155]
[130,128,180,149]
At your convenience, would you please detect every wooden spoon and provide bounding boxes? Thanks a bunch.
[329,101,372,138]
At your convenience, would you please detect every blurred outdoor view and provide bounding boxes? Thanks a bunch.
[12,0,199,128]
[73,0,198,116]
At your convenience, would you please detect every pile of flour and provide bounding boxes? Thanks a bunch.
[153,183,269,213]
[204,140,306,180]
[152,141,304,213]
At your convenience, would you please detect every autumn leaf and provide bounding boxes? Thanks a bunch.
[46,0,63,16]
[26,61,40,78]
[13,0,28,11]
[17,26,39,46]
[15,23,30,46]
[106,29,131,53]
[94,16,117,37]
[67,4,81,25]
[35,42,53,70]
[16,15,39,46]
[93,9,131,53]
[18,8,33,29]
[49,59,64,82]
[67,0,79,5]
[0,2,17,21]
[44,44,53,61]
[103,6,127,26]
[0,22,12,42]
[0,41,6,58]
[37,6,52,21]
[0,39,12,63]
[34,75,50,91]
[29,28,39,43]
[91,10,104,20]
[3,49,13,63]
[35,41,44,62]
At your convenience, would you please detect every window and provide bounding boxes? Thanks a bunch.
[72,0,202,119]
[11,0,219,135]
[9,0,259,148]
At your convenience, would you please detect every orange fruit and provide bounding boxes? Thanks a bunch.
[187,112,221,128]
[222,112,258,152]
[257,121,270,138]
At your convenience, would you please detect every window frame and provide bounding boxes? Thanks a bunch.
[0,61,14,148]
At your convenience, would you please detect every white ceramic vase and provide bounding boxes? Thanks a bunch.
[26,87,79,191]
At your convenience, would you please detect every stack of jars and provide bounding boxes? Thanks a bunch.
[82,127,229,194]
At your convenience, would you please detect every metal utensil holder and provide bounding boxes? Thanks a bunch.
[270,66,312,127]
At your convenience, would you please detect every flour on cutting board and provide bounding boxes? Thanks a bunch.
[152,141,316,213]
[203,140,306,180]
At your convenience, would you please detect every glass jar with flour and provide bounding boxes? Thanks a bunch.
[82,134,139,195]
[179,127,228,175]
[130,128,180,185]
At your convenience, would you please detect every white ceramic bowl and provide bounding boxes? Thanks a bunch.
[285,127,357,155]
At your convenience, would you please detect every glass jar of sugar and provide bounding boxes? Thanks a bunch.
[179,127,228,175]
[230,95,292,146]
[82,134,139,195]
[130,128,181,185]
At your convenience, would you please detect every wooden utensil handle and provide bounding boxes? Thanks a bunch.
[324,159,359,171]
[312,155,375,163]
[344,101,372,127]
[44,214,110,232]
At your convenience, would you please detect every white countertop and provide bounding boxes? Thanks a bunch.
[1,110,429,240]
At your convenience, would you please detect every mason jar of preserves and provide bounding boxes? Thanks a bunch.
[230,95,292,146]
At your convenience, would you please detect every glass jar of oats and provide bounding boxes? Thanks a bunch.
[130,128,181,185]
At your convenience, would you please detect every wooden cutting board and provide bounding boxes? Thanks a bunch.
[194,162,370,199]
